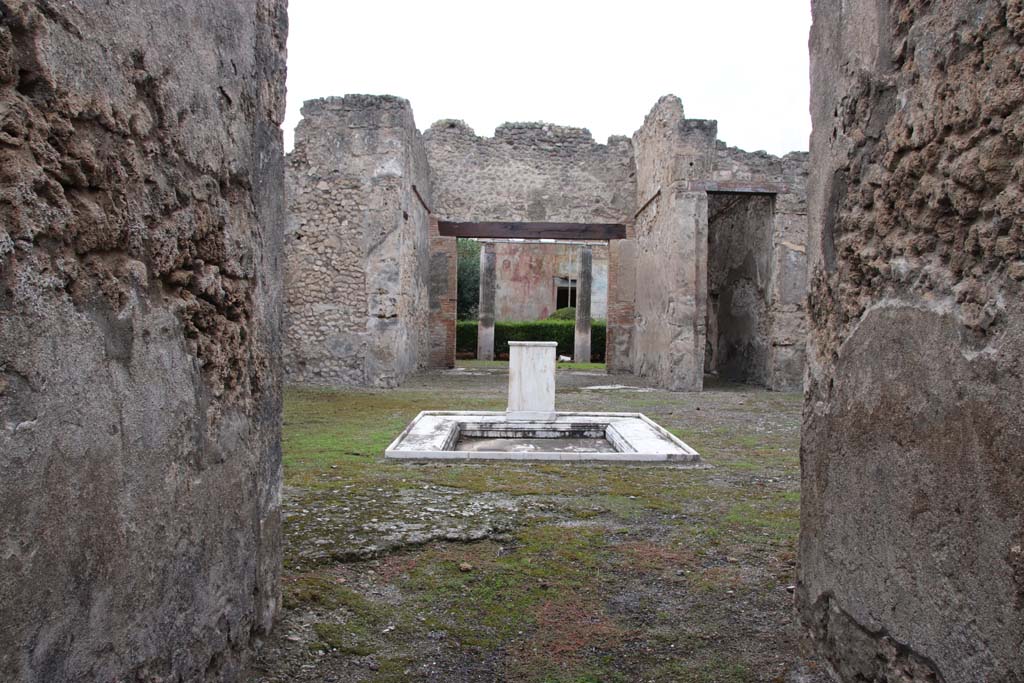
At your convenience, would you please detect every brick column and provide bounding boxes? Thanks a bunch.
[574,245,593,363]
[606,229,637,373]
[477,242,497,360]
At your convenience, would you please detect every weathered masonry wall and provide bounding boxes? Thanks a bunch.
[629,96,716,391]
[284,96,432,387]
[799,2,1024,682]
[284,94,810,391]
[423,120,636,223]
[423,118,635,369]
[0,2,286,681]
[491,242,609,321]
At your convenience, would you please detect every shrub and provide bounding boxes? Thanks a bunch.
[547,307,576,321]
[456,319,607,362]
[456,320,478,354]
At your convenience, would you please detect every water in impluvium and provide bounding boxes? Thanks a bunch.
[455,436,617,453]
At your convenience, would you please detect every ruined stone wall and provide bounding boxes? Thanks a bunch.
[423,120,636,223]
[799,1,1024,681]
[629,96,717,390]
[283,95,432,387]
[712,146,810,390]
[491,242,609,321]
[706,194,774,385]
[0,1,286,681]
[423,118,634,368]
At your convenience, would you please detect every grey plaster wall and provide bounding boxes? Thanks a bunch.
[706,194,774,385]
[283,95,432,388]
[423,120,636,223]
[0,1,287,680]
[799,1,1024,681]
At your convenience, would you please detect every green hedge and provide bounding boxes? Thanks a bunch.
[456,319,606,362]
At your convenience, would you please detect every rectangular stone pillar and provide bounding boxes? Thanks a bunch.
[477,242,497,360]
[574,245,593,363]
[631,97,716,391]
[507,341,557,417]
[428,217,457,368]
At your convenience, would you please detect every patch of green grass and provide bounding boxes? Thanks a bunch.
[650,658,756,682]
[401,526,613,650]
[370,656,418,682]
[557,361,606,371]
[311,622,375,656]
[283,575,377,614]
[276,377,807,681]
[283,386,504,485]
[540,671,630,683]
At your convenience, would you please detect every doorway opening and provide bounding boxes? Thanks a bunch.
[705,192,776,385]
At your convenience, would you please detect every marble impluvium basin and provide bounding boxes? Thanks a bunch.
[385,342,701,463]
[385,411,699,462]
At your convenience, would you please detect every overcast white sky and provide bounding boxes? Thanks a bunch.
[284,1,812,156]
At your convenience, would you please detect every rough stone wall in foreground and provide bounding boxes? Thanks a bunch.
[423,120,636,223]
[0,1,287,681]
[799,1,1024,681]
[283,96,432,387]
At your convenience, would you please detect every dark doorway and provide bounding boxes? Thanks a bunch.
[705,192,775,385]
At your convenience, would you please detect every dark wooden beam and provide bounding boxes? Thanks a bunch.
[411,184,431,213]
[437,221,627,241]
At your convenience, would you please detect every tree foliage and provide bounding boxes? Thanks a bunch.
[456,238,480,320]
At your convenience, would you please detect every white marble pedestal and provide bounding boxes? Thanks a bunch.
[507,341,557,418]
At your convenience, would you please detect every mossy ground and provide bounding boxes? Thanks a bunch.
[247,365,826,682]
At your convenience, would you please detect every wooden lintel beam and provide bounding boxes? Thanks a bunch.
[437,221,627,241]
